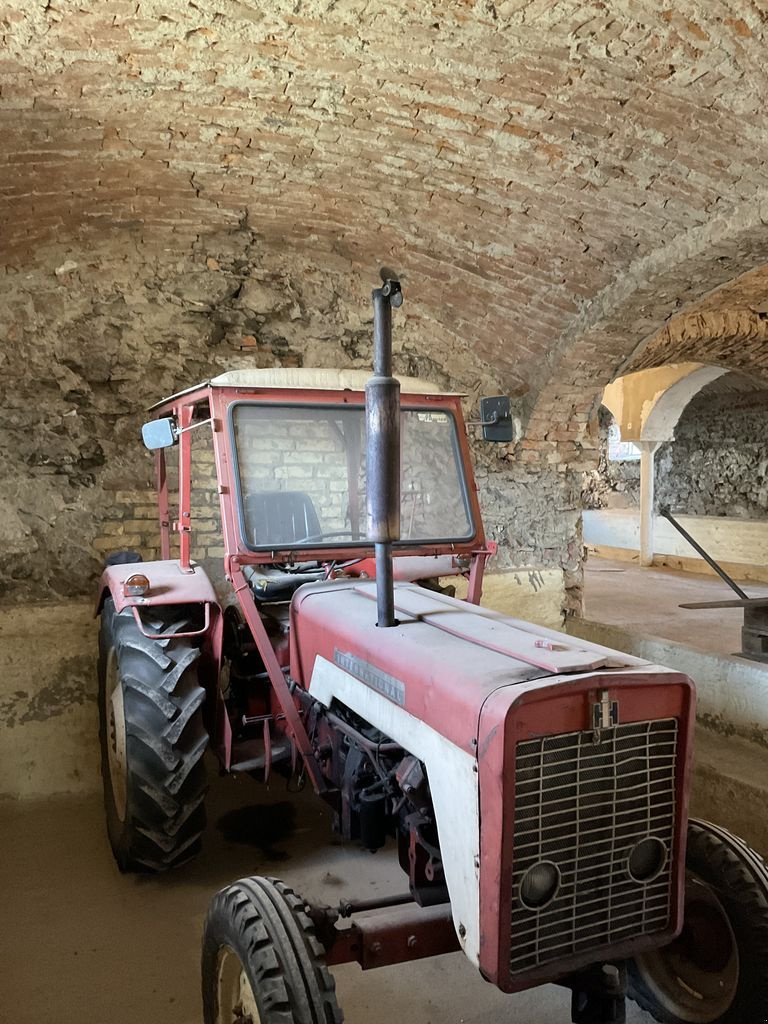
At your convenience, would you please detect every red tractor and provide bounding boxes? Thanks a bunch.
[96,273,768,1024]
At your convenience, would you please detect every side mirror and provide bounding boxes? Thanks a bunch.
[142,417,177,450]
[479,396,518,442]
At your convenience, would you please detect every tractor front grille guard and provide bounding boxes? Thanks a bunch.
[510,718,678,975]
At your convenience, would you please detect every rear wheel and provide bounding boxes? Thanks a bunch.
[628,819,768,1023]
[202,876,343,1024]
[98,597,208,871]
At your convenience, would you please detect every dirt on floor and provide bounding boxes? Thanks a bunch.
[584,556,768,657]
[0,769,655,1024]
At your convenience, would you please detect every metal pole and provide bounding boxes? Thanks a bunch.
[366,272,402,628]
[658,506,749,600]
[338,892,416,918]
[372,289,393,377]
[639,441,658,567]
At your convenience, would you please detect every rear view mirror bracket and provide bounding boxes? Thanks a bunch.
[468,396,519,443]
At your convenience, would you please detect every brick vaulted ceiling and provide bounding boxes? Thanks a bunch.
[4,1,768,397]
[3,0,768,599]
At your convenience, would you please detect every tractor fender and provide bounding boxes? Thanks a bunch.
[95,559,220,617]
[96,558,228,772]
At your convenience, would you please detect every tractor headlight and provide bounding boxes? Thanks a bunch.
[627,837,667,883]
[520,860,561,910]
[123,573,150,597]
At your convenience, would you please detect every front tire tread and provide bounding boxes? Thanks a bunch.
[202,876,343,1024]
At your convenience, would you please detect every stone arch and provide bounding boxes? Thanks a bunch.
[522,205,768,474]
[639,365,728,442]
[601,363,728,444]
[629,310,768,378]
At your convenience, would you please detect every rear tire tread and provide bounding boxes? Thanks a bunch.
[98,598,208,872]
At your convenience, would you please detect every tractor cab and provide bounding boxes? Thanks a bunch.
[126,367,497,780]
[143,367,494,598]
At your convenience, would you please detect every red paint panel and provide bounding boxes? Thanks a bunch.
[176,401,194,570]
[96,559,219,615]
[155,448,171,560]
[290,579,643,752]
[291,581,552,752]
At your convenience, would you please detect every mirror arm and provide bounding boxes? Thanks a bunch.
[174,417,213,437]
[466,413,505,427]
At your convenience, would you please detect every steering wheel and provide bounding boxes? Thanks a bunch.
[294,530,360,543]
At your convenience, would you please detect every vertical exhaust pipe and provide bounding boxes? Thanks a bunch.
[366,270,402,628]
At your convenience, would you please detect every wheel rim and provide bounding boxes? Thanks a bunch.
[634,873,740,1022]
[215,945,262,1024]
[104,649,128,822]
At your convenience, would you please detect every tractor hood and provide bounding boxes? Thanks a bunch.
[290,580,643,753]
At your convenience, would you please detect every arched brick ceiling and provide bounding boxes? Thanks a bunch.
[4,0,768,603]
[629,308,768,379]
[627,264,768,380]
[524,252,768,474]
[3,0,768,403]
[521,220,768,466]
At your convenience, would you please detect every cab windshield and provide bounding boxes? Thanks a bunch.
[230,403,473,550]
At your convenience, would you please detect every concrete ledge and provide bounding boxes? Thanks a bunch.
[0,601,99,798]
[587,543,768,584]
[567,617,768,747]
[691,728,768,856]
[454,567,566,630]
[583,509,768,583]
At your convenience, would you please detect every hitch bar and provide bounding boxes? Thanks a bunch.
[319,901,459,970]
[564,962,627,1024]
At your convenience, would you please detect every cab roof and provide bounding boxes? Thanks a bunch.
[149,367,458,411]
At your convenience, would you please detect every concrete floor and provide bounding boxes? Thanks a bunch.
[584,556,768,656]
[0,770,655,1024]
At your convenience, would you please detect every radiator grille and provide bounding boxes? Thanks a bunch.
[510,718,678,975]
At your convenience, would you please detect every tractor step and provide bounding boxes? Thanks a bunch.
[230,738,293,773]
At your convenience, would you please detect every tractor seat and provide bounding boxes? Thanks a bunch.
[242,564,325,603]
[244,490,322,547]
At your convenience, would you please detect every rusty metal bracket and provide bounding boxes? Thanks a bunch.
[319,901,459,971]
[564,962,627,1024]
[659,506,748,599]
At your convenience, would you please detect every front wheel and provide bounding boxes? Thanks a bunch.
[628,819,768,1023]
[202,876,343,1024]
